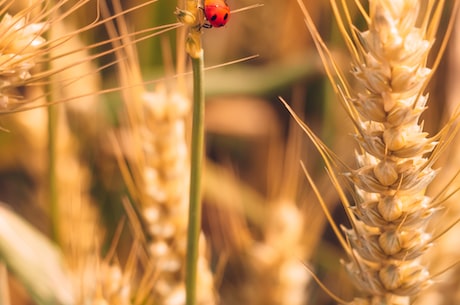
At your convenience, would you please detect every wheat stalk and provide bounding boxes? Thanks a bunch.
[293,0,460,304]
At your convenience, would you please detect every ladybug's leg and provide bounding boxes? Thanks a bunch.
[197,3,212,30]
[196,23,212,31]
[196,21,212,31]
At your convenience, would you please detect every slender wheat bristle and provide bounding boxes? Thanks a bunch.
[295,0,459,304]
[415,10,460,304]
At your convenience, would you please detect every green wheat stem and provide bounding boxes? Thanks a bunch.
[186,50,205,305]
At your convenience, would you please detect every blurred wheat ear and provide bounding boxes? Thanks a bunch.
[0,0,184,304]
[290,0,460,304]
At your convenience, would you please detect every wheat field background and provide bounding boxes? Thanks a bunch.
[0,1,459,305]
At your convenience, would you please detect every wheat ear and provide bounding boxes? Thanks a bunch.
[294,0,460,304]
[0,9,47,110]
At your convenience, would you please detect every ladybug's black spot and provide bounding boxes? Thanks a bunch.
[223,13,228,20]
[210,14,217,21]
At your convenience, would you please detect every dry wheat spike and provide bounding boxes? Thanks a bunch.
[293,0,460,304]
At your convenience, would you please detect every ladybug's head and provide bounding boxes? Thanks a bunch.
[204,3,230,27]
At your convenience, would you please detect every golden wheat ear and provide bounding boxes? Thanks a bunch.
[0,0,180,114]
[293,0,460,304]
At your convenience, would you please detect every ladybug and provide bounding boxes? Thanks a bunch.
[204,0,230,28]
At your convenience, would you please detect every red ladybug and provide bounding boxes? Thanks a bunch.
[204,0,230,27]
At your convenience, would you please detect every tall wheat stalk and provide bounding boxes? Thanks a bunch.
[291,0,460,304]
[104,1,216,304]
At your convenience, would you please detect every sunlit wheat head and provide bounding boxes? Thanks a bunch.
[291,0,460,304]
